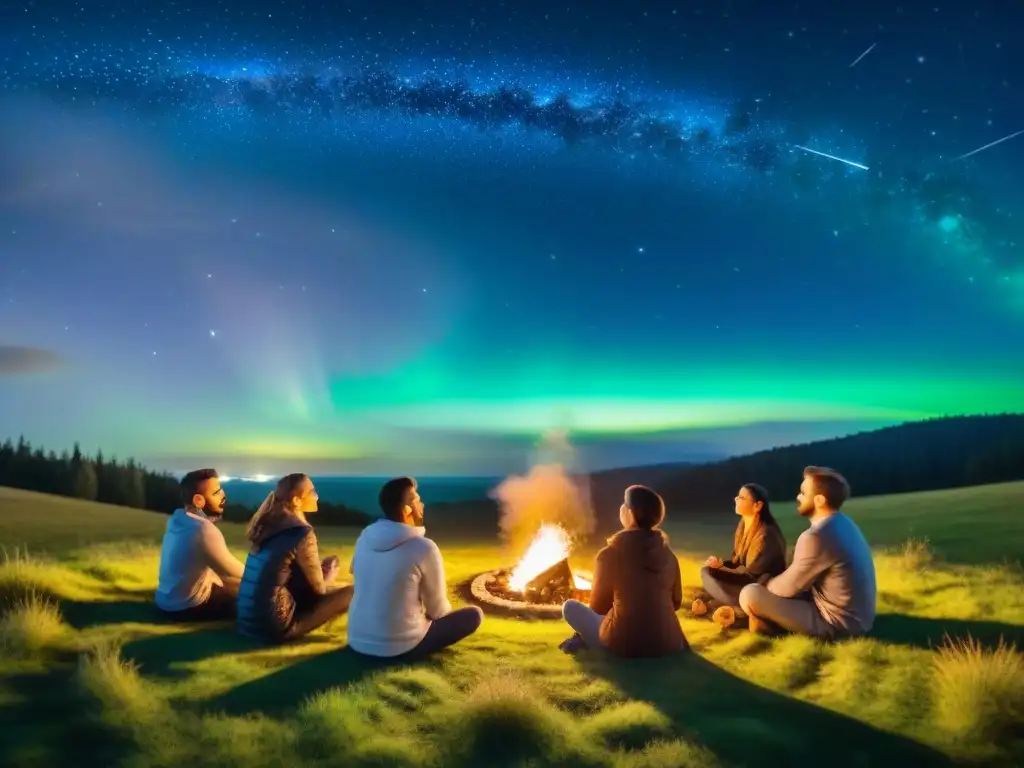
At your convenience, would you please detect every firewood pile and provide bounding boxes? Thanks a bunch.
[484,558,590,605]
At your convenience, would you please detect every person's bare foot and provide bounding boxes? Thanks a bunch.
[748,614,783,636]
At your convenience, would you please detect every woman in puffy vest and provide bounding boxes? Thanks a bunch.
[237,473,353,643]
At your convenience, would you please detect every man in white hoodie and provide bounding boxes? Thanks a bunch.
[155,468,246,621]
[347,476,483,658]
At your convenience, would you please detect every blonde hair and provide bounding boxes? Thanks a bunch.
[245,473,309,543]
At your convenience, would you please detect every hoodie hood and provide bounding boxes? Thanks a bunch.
[359,518,426,552]
[607,528,671,573]
[168,508,209,533]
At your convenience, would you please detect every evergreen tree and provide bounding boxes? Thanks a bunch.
[122,460,147,509]
[0,438,12,486]
[73,461,99,502]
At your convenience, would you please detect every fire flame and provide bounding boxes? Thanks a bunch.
[508,524,591,592]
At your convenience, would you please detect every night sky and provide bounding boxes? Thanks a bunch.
[1,1,1023,477]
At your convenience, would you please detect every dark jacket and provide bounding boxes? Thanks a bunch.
[589,528,685,658]
[237,512,328,642]
[721,516,787,583]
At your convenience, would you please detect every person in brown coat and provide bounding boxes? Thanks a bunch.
[700,483,787,615]
[559,484,686,657]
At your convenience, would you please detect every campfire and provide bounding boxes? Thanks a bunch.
[482,524,592,606]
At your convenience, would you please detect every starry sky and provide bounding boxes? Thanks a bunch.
[1,0,1023,477]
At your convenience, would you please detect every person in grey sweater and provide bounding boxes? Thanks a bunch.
[738,466,876,639]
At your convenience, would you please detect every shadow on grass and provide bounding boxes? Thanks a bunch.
[202,646,446,716]
[62,598,169,628]
[0,669,127,767]
[119,625,348,680]
[870,613,1024,650]
[579,651,954,768]
[119,624,259,677]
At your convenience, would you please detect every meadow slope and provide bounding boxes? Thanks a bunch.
[1,483,1022,767]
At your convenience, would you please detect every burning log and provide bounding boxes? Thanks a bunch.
[525,558,573,604]
[480,524,594,608]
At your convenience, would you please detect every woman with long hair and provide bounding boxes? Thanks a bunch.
[236,473,353,643]
[699,483,787,616]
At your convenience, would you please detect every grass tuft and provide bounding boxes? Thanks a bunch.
[439,671,603,767]
[932,635,1024,758]
[0,547,64,613]
[191,712,296,766]
[298,687,413,762]
[621,739,723,768]
[0,590,69,659]
[77,642,167,721]
[895,538,936,573]
[581,700,674,751]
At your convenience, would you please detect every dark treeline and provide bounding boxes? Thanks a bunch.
[591,414,1024,524]
[0,437,373,526]
[2,414,1022,533]
[0,436,180,512]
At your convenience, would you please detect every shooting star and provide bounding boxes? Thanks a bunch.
[848,43,877,68]
[793,145,870,171]
[954,128,1024,162]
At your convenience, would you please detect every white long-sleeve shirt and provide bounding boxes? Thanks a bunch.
[155,508,245,612]
[346,519,452,657]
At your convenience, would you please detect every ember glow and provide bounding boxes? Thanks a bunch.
[508,524,590,592]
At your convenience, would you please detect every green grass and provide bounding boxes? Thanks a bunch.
[1,482,1023,766]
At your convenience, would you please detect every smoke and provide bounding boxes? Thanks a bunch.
[489,430,596,553]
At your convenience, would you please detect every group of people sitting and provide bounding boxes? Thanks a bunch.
[155,471,483,659]
[153,464,877,660]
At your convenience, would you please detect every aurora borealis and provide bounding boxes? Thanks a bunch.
[1,1,1022,476]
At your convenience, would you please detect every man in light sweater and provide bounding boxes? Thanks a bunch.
[155,468,245,621]
[739,466,876,639]
[347,476,483,658]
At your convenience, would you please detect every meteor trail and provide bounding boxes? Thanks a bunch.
[793,145,869,171]
[848,43,877,68]
[954,129,1024,162]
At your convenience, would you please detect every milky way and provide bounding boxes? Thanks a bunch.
[7,52,1019,291]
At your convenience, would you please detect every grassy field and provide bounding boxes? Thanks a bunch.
[1,482,1023,767]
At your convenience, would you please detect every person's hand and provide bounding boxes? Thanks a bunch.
[705,555,722,569]
[322,556,340,582]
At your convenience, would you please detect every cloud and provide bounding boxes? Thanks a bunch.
[0,346,66,375]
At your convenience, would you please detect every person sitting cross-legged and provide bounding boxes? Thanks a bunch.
[236,473,353,643]
[699,482,787,616]
[739,466,877,639]
[155,468,245,621]
[560,484,687,657]
[346,477,483,659]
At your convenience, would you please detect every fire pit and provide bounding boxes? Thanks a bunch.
[469,524,593,618]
